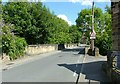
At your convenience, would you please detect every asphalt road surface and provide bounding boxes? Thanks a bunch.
[2,47,85,82]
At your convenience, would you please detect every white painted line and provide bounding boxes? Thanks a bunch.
[73,54,83,77]
[73,71,77,77]
[79,54,86,82]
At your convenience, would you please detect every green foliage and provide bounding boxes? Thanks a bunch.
[69,25,82,43]
[95,11,112,55]
[2,2,112,56]
[2,23,27,60]
[2,2,80,60]
[0,0,2,54]
[105,5,111,14]
[76,8,101,44]
[47,16,71,44]
[76,5,112,55]
[2,2,72,44]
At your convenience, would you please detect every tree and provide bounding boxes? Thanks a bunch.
[2,2,72,44]
[2,2,31,39]
[105,5,111,14]
[2,2,50,44]
[0,0,2,54]
[95,11,112,55]
[47,15,71,44]
[76,7,103,44]
[69,25,82,43]
[76,6,112,55]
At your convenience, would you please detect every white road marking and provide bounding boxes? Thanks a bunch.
[79,54,86,82]
[73,54,83,77]
[73,71,77,77]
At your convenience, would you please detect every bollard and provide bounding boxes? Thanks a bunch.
[95,47,99,57]
[85,46,89,55]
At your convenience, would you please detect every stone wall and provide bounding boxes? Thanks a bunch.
[64,44,79,48]
[25,44,79,55]
[2,44,79,62]
[112,2,120,51]
[104,2,120,83]
[111,2,120,69]
[25,44,58,55]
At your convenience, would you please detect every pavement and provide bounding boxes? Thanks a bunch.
[1,46,110,83]
[78,54,110,83]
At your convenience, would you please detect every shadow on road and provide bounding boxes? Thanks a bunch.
[58,61,110,84]
[61,47,85,55]
[58,63,82,75]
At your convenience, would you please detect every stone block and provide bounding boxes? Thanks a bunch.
[2,54,10,63]
[85,46,90,54]
[95,47,99,57]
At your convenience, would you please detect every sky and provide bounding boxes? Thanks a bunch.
[2,0,111,25]
[43,2,111,25]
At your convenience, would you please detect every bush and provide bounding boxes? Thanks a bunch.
[2,35,27,60]
[95,32,112,56]
[0,38,1,55]
[2,23,27,60]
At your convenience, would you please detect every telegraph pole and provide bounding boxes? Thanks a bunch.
[91,1,95,52]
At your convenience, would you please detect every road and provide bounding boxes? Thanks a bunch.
[2,47,85,82]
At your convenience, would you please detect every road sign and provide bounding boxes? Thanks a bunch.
[90,31,96,39]
[90,36,95,39]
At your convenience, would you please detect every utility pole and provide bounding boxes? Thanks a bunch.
[91,1,95,52]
